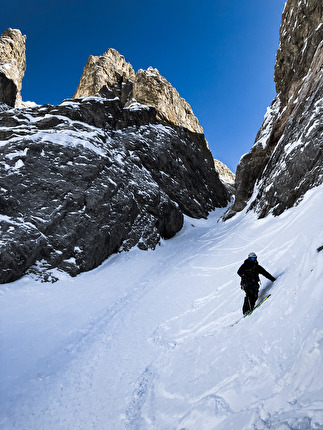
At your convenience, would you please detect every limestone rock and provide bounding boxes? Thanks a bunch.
[214,159,235,194]
[0,72,17,107]
[73,48,136,104]
[225,0,323,219]
[214,159,235,185]
[0,28,26,107]
[133,67,204,134]
[250,40,323,217]
[74,50,204,134]
[274,0,323,106]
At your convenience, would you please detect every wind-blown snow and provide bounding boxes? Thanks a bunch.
[1,185,323,429]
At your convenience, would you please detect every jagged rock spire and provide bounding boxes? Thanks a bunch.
[73,48,136,104]
[0,28,26,107]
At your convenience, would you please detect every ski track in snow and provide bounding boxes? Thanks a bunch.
[0,185,323,429]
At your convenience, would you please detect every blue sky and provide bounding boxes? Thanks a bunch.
[1,0,286,172]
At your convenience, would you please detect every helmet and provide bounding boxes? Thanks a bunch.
[248,252,257,260]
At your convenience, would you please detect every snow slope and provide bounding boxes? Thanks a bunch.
[1,185,323,430]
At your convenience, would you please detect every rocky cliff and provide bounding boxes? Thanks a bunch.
[0,36,229,283]
[226,0,323,219]
[0,28,26,107]
[74,49,204,134]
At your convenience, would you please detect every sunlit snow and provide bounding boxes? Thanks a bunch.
[1,185,323,429]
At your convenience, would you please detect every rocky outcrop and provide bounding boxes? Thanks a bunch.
[133,67,203,134]
[73,50,204,134]
[214,159,235,194]
[0,97,229,283]
[0,28,26,107]
[73,48,136,105]
[225,0,323,219]
[214,159,235,185]
[275,0,323,107]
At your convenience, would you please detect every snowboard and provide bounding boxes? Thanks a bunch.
[230,293,271,327]
[243,294,271,317]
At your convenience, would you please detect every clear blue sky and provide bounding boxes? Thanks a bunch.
[1,0,286,172]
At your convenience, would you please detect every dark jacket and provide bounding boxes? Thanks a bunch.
[237,259,276,286]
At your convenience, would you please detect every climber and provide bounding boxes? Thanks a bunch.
[237,252,276,315]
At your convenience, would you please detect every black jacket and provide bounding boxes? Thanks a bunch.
[237,259,276,285]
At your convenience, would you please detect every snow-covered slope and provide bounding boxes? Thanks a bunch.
[1,185,323,429]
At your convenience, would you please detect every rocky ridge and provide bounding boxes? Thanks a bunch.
[226,0,323,218]
[74,49,203,134]
[0,28,26,107]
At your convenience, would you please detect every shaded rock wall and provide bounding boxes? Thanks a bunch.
[226,0,323,219]
[0,72,17,107]
[275,0,323,106]
[0,98,229,283]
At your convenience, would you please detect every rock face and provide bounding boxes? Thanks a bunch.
[74,48,136,105]
[214,159,235,195]
[133,67,203,134]
[214,159,235,185]
[275,0,323,107]
[0,72,17,107]
[0,97,229,283]
[226,0,323,219]
[0,28,26,107]
[74,50,204,134]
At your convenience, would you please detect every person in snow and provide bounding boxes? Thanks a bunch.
[237,252,276,315]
